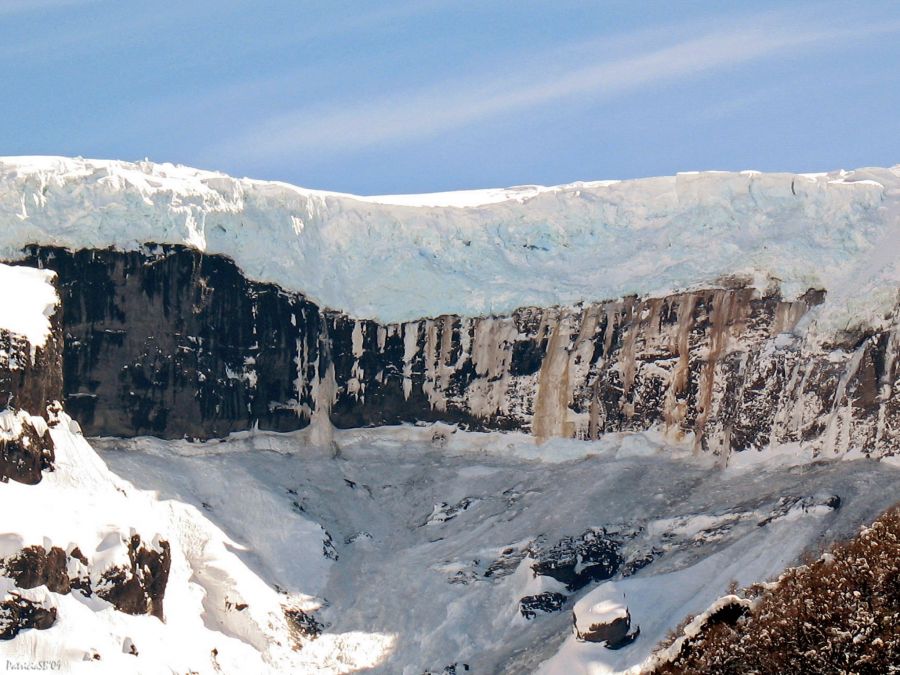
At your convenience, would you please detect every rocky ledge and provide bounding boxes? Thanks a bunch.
[0,534,171,640]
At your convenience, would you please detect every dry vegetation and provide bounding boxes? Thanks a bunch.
[651,504,900,674]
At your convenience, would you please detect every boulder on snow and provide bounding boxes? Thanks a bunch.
[573,588,640,649]
[519,591,567,619]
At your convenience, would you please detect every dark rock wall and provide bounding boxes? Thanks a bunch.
[23,246,318,438]
[0,311,63,418]
[17,244,900,457]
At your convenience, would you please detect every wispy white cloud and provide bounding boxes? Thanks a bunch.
[208,12,900,164]
[0,0,101,14]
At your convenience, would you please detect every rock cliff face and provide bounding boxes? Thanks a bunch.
[22,246,314,438]
[17,244,900,457]
[0,292,62,419]
[0,272,62,484]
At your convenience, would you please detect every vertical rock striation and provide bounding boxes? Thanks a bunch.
[15,244,900,458]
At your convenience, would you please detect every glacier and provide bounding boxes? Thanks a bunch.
[2,156,900,337]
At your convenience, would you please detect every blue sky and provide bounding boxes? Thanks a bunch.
[2,1,899,194]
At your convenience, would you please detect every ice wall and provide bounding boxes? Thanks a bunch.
[2,157,899,336]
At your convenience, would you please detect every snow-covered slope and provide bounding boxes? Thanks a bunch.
[2,157,900,334]
[96,425,900,674]
[3,411,898,674]
[0,412,409,674]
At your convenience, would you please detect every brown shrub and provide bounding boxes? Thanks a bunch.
[651,504,900,674]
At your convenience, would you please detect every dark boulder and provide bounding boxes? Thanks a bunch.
[0,595,57,640]
[532,529,622,591]
[519,591,567,619]
[574,605,640,649]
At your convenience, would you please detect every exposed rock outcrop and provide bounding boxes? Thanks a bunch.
[1,536,171,622]
[531,529,622,592]
[0,409,55,485]
[3,545,73,594]
[0,267,62,484]
[0,282,63,418]
[283,606,324,642]
[0,595,56,640]
[519,592,566,619]
[95,536,171,620]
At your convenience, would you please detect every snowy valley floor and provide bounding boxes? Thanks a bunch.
[3,417,898,674]
[82,425,900,675]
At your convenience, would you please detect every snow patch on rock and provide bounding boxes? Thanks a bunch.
[0,263,57,355]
